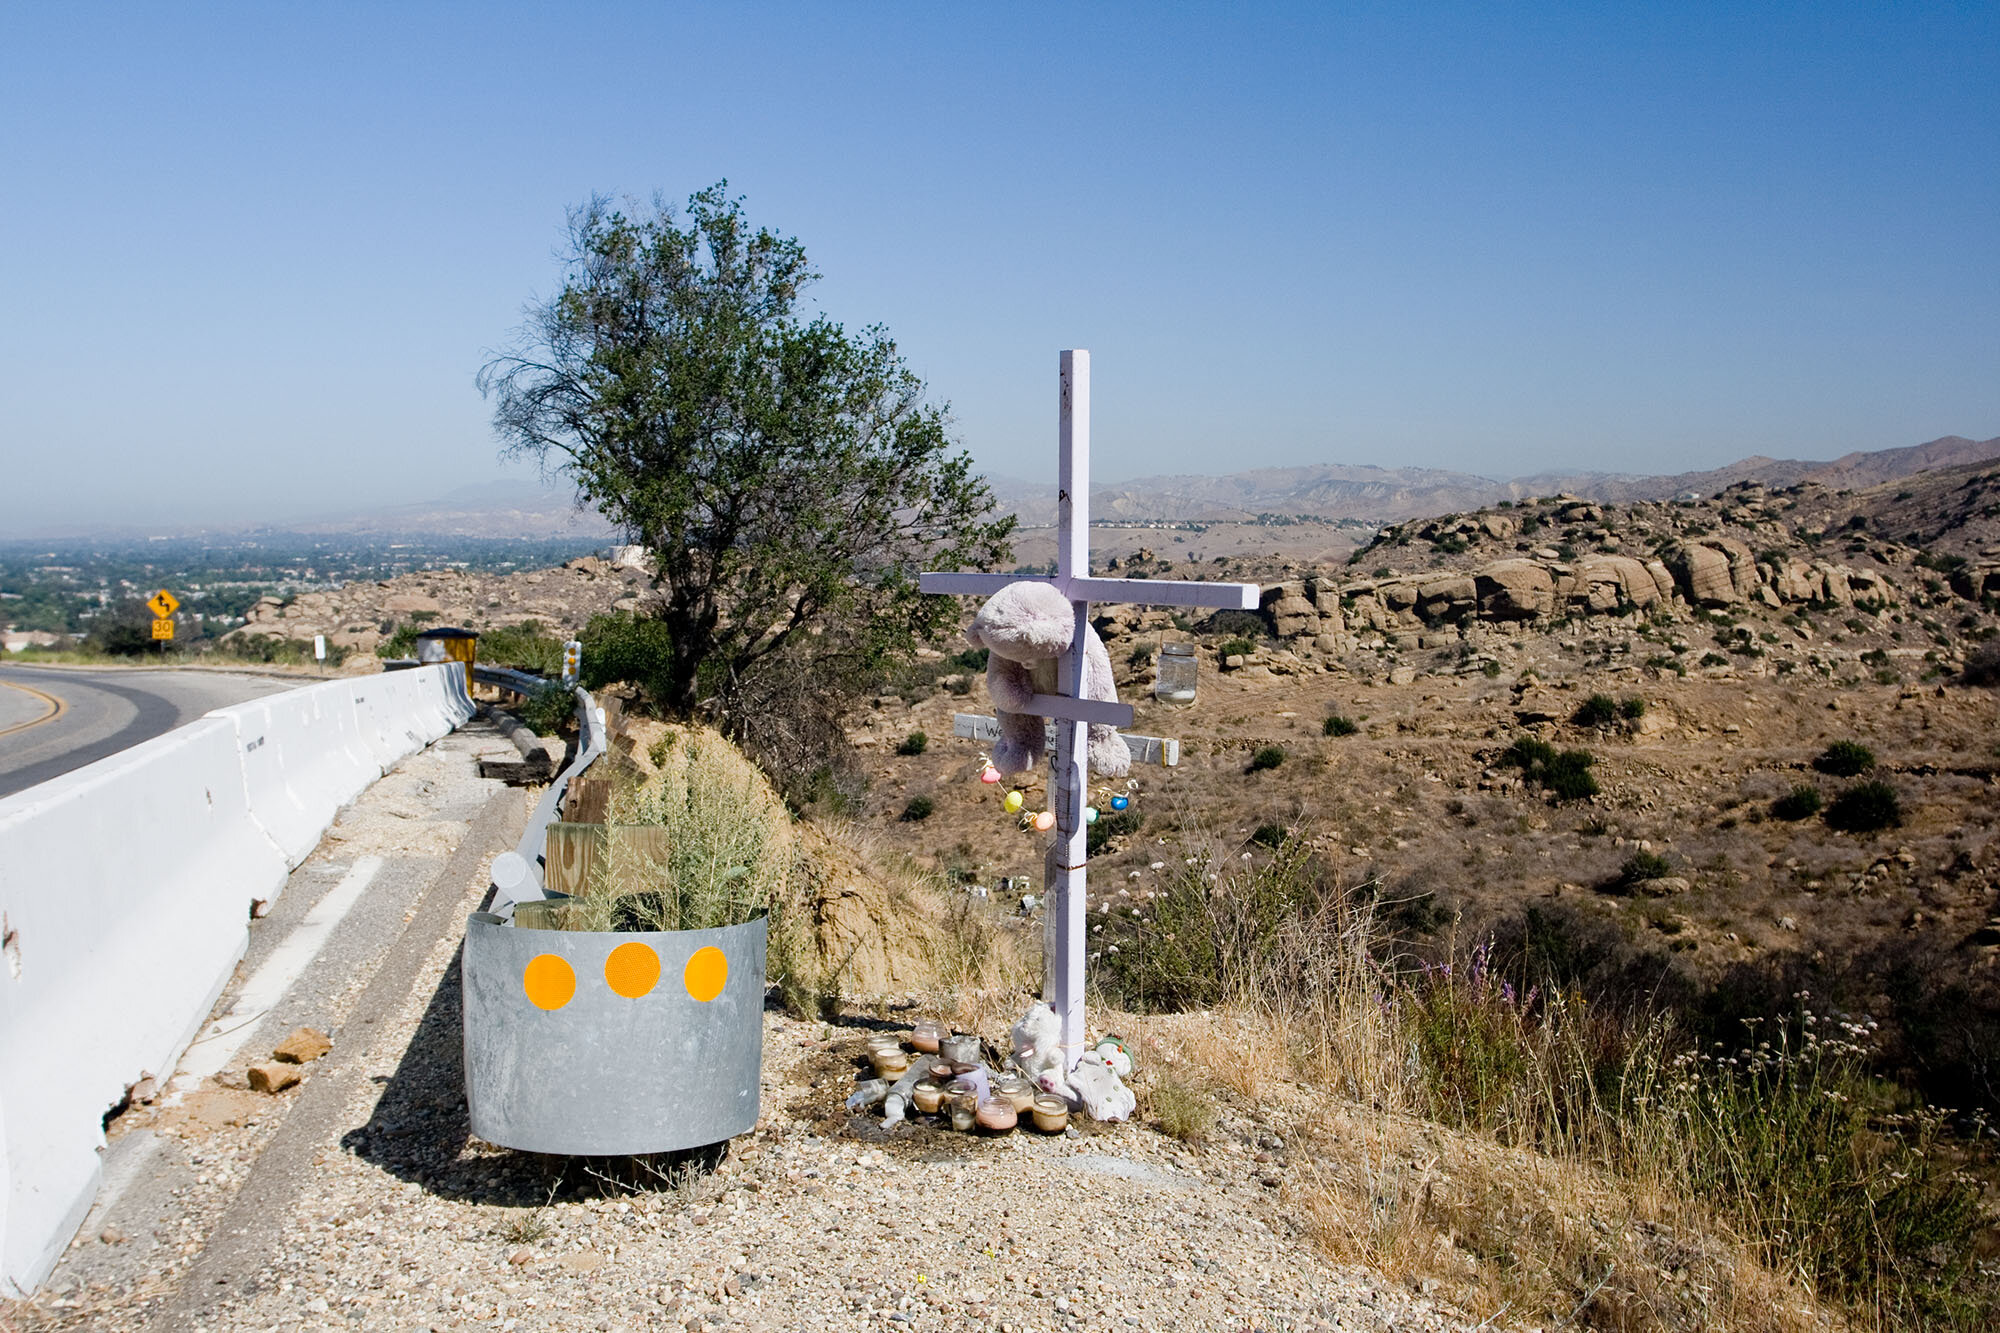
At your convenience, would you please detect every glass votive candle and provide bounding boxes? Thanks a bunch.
[994,1075,1036,1112]
[1031,1094,1069,1134]
[911,1080,946,1114]
[911,1020,944,1053]
[949,1094,978,1132]
[975,1098,1018,1133]
[871,1048,910,1078]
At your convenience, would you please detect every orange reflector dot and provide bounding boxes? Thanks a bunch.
[683,945,728,1002]
[522,954,575,1010]
[604,941,661,999]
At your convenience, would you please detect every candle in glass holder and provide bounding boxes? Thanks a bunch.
[975,1098,1018,1133]
[871,1048,910,1078]
[911,1080,946,1114]
[949,1094,978,1132]
[994,1075,1036,1112]
[911,1020,944,1054]
[1031,1095,1069,1134]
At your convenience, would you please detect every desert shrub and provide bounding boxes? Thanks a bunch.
[1963,641,2000,686]
[946,646,988,672]
[1572,693,1620,727]
[519,683,574,735]
[228,633,350,668]
[1127,643,1154,667]
[536,729,790,936]
[1095,839,1321,1012]
[1323,714,1359,737]
[1247,745,1286,773]
[896,730,927,756]
[1250,822,1287,849]
[478,620,565,675]
[1814,739,1876,777]
[1085,807,1142,857]
[1619,695,1647,719]
[1825,780,1902,832]
[1501,736,1596,800]
[375,622,420,658]
[1148,1073,1216,1143]
[899,795,934,821]
[1699,651,1729,668]
[1218,637,1257,658]
[1617,851,1672,886]
[579,611,676,702]
[1770,783,1823,820]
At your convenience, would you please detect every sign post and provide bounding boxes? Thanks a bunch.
[920,351,1259,1069]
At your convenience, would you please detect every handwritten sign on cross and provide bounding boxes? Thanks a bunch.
[920,350,1261,1069]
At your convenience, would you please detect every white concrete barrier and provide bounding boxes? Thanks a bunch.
[210,687,377,867]
[0,718,290,1292]
[0,662,472,1294]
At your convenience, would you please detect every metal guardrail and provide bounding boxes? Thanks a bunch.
[482,671,606,912]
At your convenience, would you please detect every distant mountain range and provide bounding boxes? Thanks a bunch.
[993,434,2000,526]
[23,435,1992,544]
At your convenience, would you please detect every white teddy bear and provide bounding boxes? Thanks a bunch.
[964,581,1130,779]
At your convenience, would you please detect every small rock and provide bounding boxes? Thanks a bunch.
[98,1226,127,1245]
[246,1062,302,1094]
[273,1026,332,1064]
[509,1247,535,1266]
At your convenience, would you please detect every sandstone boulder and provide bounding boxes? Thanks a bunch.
[1475,560,1555,620]
[1416,576,1477,622]
[1668,543,1737,605]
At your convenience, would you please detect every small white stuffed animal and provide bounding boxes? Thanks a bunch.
[964,581,1130,779]
[1068,1050,1136,1121]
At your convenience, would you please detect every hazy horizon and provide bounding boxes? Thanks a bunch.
[4,3,1996,535]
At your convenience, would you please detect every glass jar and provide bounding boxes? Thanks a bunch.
[1155,642,1197,704]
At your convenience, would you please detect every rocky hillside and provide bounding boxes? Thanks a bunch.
[222,550,656,658]
[1135,463,2000,688]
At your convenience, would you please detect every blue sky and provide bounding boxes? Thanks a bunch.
[3,2,1995,535]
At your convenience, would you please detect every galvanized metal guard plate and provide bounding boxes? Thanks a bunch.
[462,913,766,1156]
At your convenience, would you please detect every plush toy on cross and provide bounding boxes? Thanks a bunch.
[965,581,1130,780]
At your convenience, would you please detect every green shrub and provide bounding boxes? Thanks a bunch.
[1770,784,1823,821]
[376,622,420,658]
[519,683,574,734]
[899,795,934,821]
[478,620,565,674]
[1323,714,1359,737]
[1543,751,1599,801]
[1500,736,1596,800]
[1218,637,1257,658]
[579,611,676,702]
[1127,643,1154,667]
[1619,696,1647,719]
[1825,780,1902,832]
[1617,851,1672,886]
[1250,822,1287,849]
[1572,693,1620,727]
[1086,807,1142,857]
[896,731,928,756]
[1813,740,1876,777]
[1247,745,1286,773]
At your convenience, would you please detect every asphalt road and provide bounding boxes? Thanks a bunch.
[0,665,301,801]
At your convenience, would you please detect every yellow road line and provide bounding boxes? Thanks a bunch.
[0,678,67,739]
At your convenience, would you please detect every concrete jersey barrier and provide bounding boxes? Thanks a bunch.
[0,663,471,1295]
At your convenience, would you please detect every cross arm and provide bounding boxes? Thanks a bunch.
[1064,577,1260,610]
[919,572,1046,596]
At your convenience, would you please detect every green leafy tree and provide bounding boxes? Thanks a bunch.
[480,185,1013,718]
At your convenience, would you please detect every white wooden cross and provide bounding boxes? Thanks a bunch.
[920,350,1260,1070]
